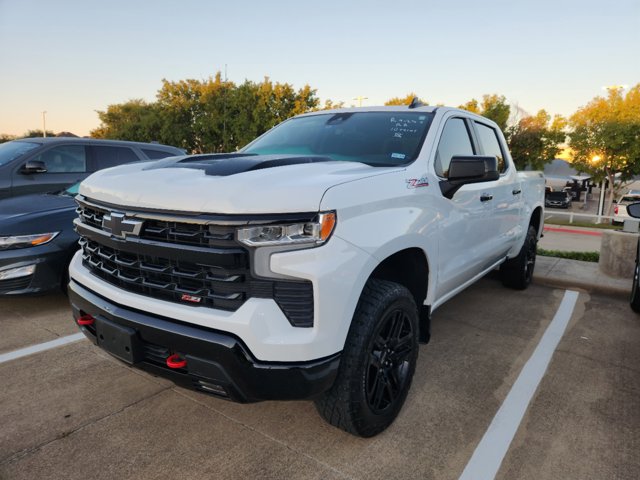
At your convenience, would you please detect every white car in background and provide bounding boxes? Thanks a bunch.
[613,194,640,225]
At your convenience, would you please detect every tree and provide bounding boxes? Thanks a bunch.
[458,99,480,114]
[569,84,640,214]
[459,94,510,131]
[385,93,427,106]
[317,99,345,110]
[22,129,57,138]
[0,134,16,144]
[505,110,566,170]
[92,73,323,153]
[92,99,162,143]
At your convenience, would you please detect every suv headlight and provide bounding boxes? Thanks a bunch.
[237,212,336,247]
[0,232,59,251]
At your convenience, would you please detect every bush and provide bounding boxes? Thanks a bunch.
[538,248,599,263]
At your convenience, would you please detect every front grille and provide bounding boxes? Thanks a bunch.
[76,198,314,326]
[80,237,253,311]
[77,203,237,248]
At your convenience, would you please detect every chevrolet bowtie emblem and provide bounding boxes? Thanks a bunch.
[102,212,143,238]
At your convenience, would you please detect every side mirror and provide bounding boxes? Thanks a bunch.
[440,155,499,199]
[21,160,47,174]
[627,202,640,219]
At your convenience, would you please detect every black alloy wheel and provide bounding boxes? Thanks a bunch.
[366,309,414,414]
[501,225,537,290]
[314,278,419,437]
[631,261,640,313]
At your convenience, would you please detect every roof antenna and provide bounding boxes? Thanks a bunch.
[408,97,424,109]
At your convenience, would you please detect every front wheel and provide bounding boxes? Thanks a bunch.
[314,279,419,437]
[501,225,537,290]
[631,261,640,313]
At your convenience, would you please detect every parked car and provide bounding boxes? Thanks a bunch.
[627,202,640,313]
[0,183,82,295]
[0,138,184,199]
[613,194,640,225]
[545,191,571,209]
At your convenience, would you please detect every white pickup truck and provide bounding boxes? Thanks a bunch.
[69,105,544,437]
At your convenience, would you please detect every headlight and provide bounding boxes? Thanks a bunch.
[237,212,336,247]
[0,232,59,251]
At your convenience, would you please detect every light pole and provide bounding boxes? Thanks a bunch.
[591,155,606,223]
[602,84,628,92]
[353,96,368,107]
[42,111,47,138]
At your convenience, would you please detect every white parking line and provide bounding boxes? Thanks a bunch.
[0,333,86,365]
[459,289,579,480]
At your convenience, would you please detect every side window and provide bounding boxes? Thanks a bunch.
[141,148,176,160]
[33,145,87,173]
[474,122,507,173]
[434,118,474,177]
[91,146,140,170]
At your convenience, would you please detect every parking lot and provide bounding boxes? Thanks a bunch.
[1,276,638,480]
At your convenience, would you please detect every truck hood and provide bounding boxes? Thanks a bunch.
[79,154,402,214]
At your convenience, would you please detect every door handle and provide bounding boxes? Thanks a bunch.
[512,188,522,195]
[480,194,493,202]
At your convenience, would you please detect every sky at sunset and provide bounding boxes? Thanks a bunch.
[1,0,638,137]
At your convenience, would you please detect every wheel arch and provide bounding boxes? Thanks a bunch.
[367,247,431,343]
[530,206,543,238]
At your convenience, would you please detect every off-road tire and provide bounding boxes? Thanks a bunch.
[501,225,537,290]
[631,261,640,313]
[314,278,419,437]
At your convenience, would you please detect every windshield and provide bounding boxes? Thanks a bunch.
[64,182,80,196]
[0,140,40,167]
[243,112,435,166]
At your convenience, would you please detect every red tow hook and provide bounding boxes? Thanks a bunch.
[166,353,187,369]
[77,314,95,326]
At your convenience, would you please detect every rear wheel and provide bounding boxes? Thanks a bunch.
[631,261,640,313]
[314,279,419,437]
[501,225,537,290]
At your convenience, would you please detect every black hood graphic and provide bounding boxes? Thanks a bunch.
[145,153,333,176]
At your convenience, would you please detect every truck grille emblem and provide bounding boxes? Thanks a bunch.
[102,212,143,238]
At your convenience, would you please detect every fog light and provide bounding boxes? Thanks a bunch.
[0,264,36,281]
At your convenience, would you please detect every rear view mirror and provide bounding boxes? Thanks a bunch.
[440,155,499,199]
[627,202,640,219]
[21,160,47,174]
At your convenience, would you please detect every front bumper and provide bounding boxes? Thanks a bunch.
[0,242,72,295]
[69,279,341,402]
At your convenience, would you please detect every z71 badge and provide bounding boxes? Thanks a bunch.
[406,177,429,189]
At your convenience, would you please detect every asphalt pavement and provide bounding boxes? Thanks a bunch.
[0,270,638,480]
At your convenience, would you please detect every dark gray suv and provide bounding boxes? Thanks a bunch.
[0,138,184,199]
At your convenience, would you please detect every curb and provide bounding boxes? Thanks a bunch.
[533,275,631,299]
[533,256,632,299]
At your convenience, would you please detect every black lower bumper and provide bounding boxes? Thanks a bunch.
[68,279,340,403]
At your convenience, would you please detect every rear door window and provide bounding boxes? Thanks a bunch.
[32,145,87,173]
[90,146,140,170]
[474,122,507,173]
